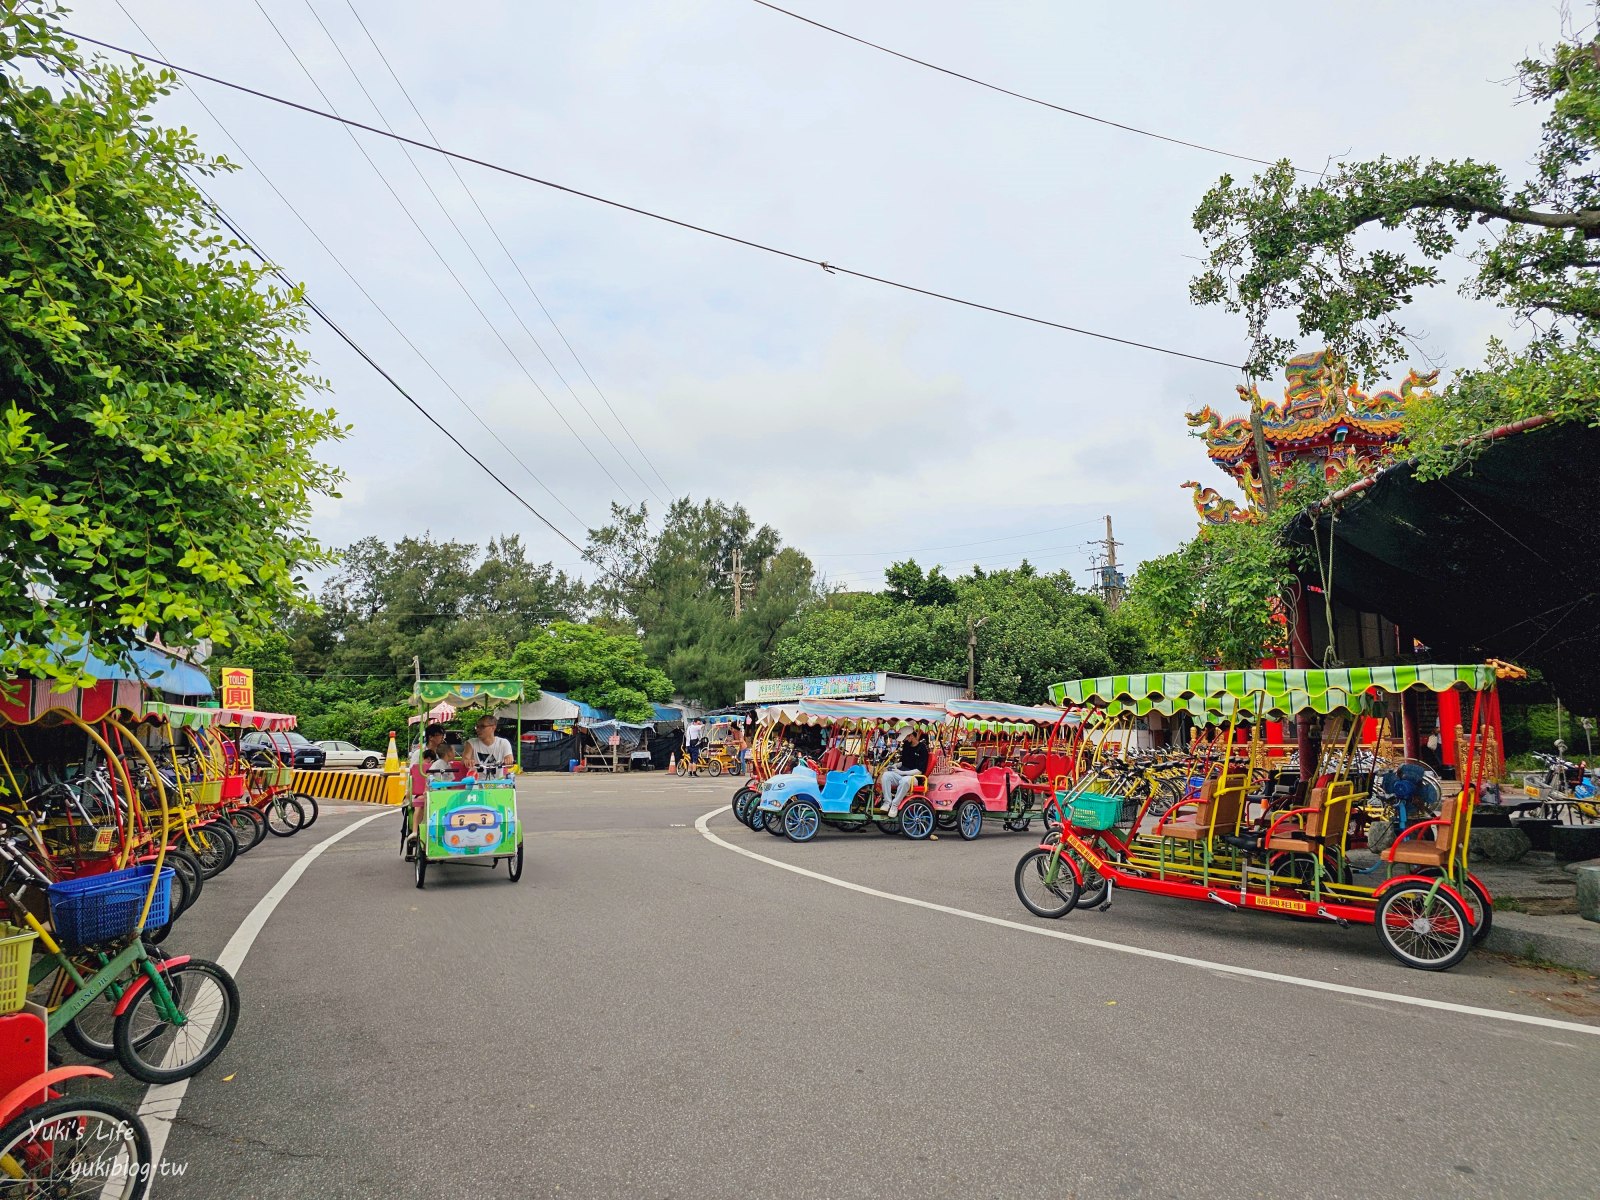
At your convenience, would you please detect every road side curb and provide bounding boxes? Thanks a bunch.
[1485,911,1600,975]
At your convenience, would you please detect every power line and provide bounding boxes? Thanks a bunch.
[209,201,588,556]
[245,1,638,503]
[747,0,1314,176]
[299,0,663,506]
[340,0,676,502]
[70,31,1245,373]
[109,2,594,533]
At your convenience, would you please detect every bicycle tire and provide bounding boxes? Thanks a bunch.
[224,806,263,855]
[1014,847,1080,918]
[166,846,203,912]
[263,794,305,837]
[62,948,178,1061]
[0,1093,153,1200]
[295,792,321,830]
[187,823,233,880]
[113,957,240,1085]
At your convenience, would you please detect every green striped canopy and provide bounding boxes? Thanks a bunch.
[412,680,526,707]
[1049,665,1494,716]
[142,702,225,729]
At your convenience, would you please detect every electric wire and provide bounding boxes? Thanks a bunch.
[245,1,638,502]
[747,0,1315,176]
[811,515,1105,557]
[340,0,676,501]
[69,31,1246,372]
[110,2,593,533]
[211,200,588,555]
[298,0,663,505]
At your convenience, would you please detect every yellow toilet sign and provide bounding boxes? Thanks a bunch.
[220,666,254,710]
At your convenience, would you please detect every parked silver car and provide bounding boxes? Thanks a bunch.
[312,740,383,770]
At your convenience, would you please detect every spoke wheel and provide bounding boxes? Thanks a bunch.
[875,819,901,835]
[956,799,984,841]
[1376,882,1472,971]
[784,800,821,843]
[188,823,233,880]
[765,808,788,836]
[0,1094,152,1200]
[113,957,240,1084]
[1065,845,1110,909]
[225,807,264,855]
[900,800,935,841]
[62,949,179,1061]
[263,794,305,837]
[166,847,203,912]
[748,806,768,833]
[1014,847,1080,918]
[295,792,321,830]
[709,762,723,778]
[935,812,958,831]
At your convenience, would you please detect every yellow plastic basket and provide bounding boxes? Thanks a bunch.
[0,921,37,1016]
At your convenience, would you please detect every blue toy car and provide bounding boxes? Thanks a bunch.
[758,762,920,842]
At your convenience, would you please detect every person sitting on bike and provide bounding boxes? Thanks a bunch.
[879,728,930,818]
[467,715,515,777]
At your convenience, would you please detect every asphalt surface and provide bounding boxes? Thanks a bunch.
[100,774,1600,1199]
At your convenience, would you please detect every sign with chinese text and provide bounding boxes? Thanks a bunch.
[744,673,883,703]
[220,666,254,711]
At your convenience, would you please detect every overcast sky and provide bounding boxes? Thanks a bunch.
[74,0,1563,590]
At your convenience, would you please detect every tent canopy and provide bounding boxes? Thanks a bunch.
[758,699,947,728]
[141,702,225,729]
[412,679,526,708]
[943,699,1068,731]
[215,708,298,731]
[1049,665,1496,718]
[48,639,213,696]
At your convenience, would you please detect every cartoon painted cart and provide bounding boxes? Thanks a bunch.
[402,678,526,888]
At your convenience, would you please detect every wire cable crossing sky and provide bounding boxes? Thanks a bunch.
[70,31,1247,372]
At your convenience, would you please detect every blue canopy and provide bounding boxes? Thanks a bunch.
[540,690,611,723]
[56,641,213,697]
[651,703,683,723]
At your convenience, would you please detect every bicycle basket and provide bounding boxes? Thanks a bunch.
[1067,792,1125,831]
[0,922,36,1015]
[47,865,173,948]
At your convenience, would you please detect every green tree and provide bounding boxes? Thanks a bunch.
[1190,11,1600,452]
[0,6,344,684]
[585,499,820,705]
[457,622,672,723]
[772,562,1138,704]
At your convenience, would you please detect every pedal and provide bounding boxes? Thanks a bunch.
[1095,902,1112,913]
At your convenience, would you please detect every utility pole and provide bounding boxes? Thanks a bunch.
[1097,515,1125,610]
[966,615,987,699]
[724,549,751,617]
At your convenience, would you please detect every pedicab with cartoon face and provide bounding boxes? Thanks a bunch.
[402,680,526,889]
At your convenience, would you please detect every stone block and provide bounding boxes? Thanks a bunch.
[1576,865,1600,924]
[1468,824,1531,863]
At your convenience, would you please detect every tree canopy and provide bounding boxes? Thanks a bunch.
[585,498,819,705]
[1190,13,1600,455]
[772,560,1144,703]
[0,5,343,684]
[457,622,673,723]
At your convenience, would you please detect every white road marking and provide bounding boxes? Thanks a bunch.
[696,805,1600,1039]
[137,810,391,1183]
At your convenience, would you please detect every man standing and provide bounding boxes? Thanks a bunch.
[878,728,930,818]
[685,717,705,766]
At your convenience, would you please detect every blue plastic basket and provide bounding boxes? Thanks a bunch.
[47,865,173,948]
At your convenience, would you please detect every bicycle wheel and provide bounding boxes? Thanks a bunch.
[295,792,321,830]
[0,1093,152,1200]
[113,957,240,1084]
[187,823,234,879]
[1375,881,1472,971]
[263,794,305,837]
[162,846,203,915]
[62,947,179,1061]
[225,805,265,853]
[708,761,723,778]
[1014,847,1080,918]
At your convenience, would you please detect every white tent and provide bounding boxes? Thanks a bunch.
[494,693,583,723]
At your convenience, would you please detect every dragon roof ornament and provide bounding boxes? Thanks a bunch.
[1182,349,1436,524]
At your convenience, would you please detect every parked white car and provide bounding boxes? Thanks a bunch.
[312,740,384,769]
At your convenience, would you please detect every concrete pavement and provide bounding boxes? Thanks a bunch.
[117,773,1600,1198]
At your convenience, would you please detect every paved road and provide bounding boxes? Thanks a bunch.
[119,774,1600,1198]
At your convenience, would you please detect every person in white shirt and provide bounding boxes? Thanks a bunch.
[466,715,515,776]
[684,719,705,765]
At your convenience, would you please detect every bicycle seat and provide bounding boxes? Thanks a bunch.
[1219,832,1262,852]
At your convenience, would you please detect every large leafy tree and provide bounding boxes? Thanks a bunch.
[0,6,344,683]
[585,498,820,705]
[1190,11,1600,455]
[457,622,672,723]
[772,561,1140,704]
